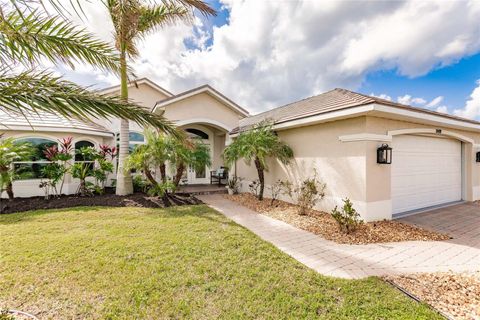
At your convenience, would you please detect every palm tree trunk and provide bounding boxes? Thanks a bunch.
[159,163,167,183]
[174,162,185,188]
[254,157,265,201]
[143,165,158,187]
[6,181,14,200]
[116,49,133,195]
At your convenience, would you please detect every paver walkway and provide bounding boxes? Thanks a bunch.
[198,194,480,279]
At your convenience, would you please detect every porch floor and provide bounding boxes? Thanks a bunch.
[177,184,227,195]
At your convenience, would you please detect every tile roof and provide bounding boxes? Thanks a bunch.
[0,110,112,135]
[232,88,480,133]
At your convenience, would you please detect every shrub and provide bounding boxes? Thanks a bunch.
[280,173,326,215]
[331,198,362,234]
[147,181,176,197]
[269,179,290,206]
[132,175,150,193]
[296,176,326,215]
[227,176,242,194]
[248,179,261,197]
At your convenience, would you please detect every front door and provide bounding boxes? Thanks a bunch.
[187,163,210,184]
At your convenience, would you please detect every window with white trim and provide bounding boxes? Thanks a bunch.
[13,137,57,180]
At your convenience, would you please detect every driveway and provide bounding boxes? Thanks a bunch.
[399,203,480,245]
[199,194,480,279]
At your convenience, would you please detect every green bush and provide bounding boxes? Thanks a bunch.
[331,198,362,234]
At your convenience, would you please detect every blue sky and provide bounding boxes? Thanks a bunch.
[360,54,480,111]
[76,0,480,117]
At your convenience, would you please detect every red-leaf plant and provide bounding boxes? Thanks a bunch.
[99,144,118,160]
[41,137,74,197]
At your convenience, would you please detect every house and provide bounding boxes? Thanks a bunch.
[1,78,248,197]
[232,88,480,221]
[3,78,480,221]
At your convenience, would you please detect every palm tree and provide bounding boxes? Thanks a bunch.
[0,2,175,131]
[104,0,216,195]
[223,123,294,201]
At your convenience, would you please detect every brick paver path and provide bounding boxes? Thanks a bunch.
[199,194,480,279]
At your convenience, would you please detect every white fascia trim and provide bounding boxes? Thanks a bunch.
[373,104,480,131]
[272,105,375,131]
[339,133,391,142]
[99,79,173,97]
[153,87,249,117]
[388,128,475,144]
[1,126,114,137]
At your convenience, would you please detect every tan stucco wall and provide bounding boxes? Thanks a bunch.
[128,83,170,109]
[235,114,480,221]
[161,92,243,132]
[236,117,369,216]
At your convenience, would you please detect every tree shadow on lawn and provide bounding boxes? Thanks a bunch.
[0,204,239,228]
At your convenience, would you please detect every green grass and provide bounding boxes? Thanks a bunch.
[0,205,441,319]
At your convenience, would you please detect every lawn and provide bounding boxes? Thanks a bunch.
[0,205,442,319]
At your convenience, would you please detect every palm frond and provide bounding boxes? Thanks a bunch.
[0,70,178,135]
[160,0,215,17]
[0,7,121,71]
[137,4,189,36]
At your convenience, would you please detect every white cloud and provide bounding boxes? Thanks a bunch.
[436,106,448,114]
[426,96,444,108]
[397,95,427,105]
[60,0,480,113]
[453,80,480,119]
[370,93,392,101]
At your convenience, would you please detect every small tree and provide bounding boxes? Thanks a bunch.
[331,198,362,234]
[0,138,32,199]
[125,143,176,202]
[71,147,98,196]
[171,138,211,188]
[223,123,293,200]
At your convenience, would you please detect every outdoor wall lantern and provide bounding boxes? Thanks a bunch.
[377,144,392,164]
[476,152,480,163]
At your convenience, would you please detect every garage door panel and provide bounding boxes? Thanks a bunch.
[391,135,462,214]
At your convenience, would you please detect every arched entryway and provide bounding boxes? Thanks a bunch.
[178,122,230,185]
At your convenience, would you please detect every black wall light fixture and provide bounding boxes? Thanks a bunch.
[377,144,392,164]
[476,152,480,163]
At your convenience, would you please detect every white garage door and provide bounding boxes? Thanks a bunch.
[391,135,462,215]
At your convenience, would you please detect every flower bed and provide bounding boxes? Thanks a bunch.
[385,272,480,320]
[0,189,201,214]
[225,193,450,244]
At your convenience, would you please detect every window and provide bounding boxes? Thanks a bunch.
[116,132,145,153]
[13,137,57,180]
[74,140,95,161]
[75,140,95,170]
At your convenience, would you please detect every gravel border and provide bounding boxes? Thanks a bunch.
[225,193,451,244]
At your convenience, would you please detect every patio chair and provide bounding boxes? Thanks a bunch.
[210,167,228,186]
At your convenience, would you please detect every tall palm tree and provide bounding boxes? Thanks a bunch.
[0,1,175,131]
[223,123,294,201]
[105,0,215,195]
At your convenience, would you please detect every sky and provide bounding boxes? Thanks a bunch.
[61,0,480,118]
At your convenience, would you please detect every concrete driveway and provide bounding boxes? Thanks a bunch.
[200,195,480,279]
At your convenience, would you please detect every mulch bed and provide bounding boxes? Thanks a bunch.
[0,189,202,214]
[385,272,480,320]
[225,193,451,245]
